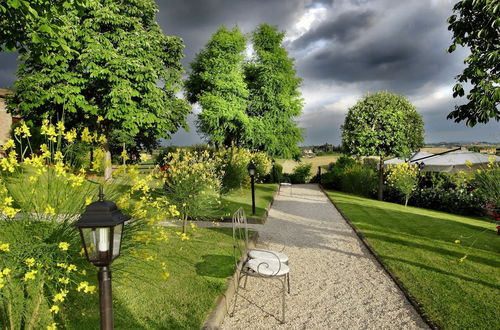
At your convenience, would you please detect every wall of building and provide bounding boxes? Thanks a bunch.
[0,89,13,146]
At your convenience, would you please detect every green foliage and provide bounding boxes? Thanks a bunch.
[386,163,419,206]
[217,147,269,191]
[269,163,283,183]
[473,163,500,207]
[341,91,424,158]
[321,155,357,190]
[160,150,222,233]
[0,0,87,52]
[447,0,500,125]
[339,163,377,197]
[8,0,190,171]
[185,26,250,147]
[244,24,304,159]
[290,163,311,184]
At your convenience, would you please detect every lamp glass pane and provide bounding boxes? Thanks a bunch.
[112,223,123,259]
[249,169,255,176]
[81,228,98,262]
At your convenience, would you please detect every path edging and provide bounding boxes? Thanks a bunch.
[201,231,259,329]
[319,185,440,330]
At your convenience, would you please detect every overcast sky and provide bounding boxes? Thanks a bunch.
[1,0,499,146]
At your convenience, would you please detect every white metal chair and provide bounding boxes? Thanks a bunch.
[231,207,290,323]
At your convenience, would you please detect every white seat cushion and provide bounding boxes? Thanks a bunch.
[245,258,289,276]
[248,249,289,264]
[280,183,292,186]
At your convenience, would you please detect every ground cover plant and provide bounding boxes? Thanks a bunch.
[327,190,500,329]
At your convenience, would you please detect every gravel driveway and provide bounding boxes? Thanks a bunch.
[221,184,428,329]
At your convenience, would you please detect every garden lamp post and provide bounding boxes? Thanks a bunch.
[248,161,256,215]
[74,186,130,330]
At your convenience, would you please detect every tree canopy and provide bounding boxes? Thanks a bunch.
[447,0,500,126]
[185,24,304,158]
[185,26,250,147]
[8,0,190,178]
[0,0,86,52]
[341,91,424,200]
[245,24,303,159]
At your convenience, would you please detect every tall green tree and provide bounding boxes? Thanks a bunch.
[245,24,304,159]
[447,0,500,126]
[185,26,250,147]
[8,0,190,179]
[341,91,424,200]
[0,0,86,52]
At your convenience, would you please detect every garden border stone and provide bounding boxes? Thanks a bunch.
[201,231,259,330]
[319,185,439,330]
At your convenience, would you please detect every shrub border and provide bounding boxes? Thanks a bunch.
[201,231,259,329]
[319,185,440,330]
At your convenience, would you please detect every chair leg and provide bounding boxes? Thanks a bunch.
[231,272,243,317]
[287,273,290,294]
[281,277,286,324]
[243,273,249,289]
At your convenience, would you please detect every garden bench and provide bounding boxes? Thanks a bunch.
[230,207,290,323]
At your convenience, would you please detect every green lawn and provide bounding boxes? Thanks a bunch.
[218,183,278,221]
[64,227,236,329]
[326,190,500,329]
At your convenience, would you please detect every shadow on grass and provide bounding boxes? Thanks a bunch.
[383,255,500,291]
[195,254,235,278]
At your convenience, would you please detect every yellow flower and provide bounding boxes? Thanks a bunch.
[2,139,15,150]
[0,243,10,252]
[58,242,70,251]
[64,129,77,143]
[2,268,11,276]
[47,322,57,330]
[81,128,93,143]
[454,240,461,244]
[80,248,86,256]
[56,263,68,269]
[2,206,19,218]
[85,197,93,206]
[77,281,89,292]
[25,258,35,267]
[161,272,170,280]
[66,264,77,273]
[44,205,56,215]
[50,305,60,314]
[58,277,69,284]
[54,151,64,162]
[52,289,68,302]
[84,285,96,294]
[23,270,38,281]
[459,255,467,263]
[97,115,104,123]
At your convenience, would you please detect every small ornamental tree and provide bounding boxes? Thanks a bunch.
[160,150,222,234]
[447,0,500,126]
[386,163,419,206]
[341,91,424,200]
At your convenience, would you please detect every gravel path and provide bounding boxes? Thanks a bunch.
[221,184,428,329]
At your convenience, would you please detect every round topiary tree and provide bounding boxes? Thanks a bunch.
[341,91,424,200]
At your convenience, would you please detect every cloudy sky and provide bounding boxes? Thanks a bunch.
[1,0,499,145]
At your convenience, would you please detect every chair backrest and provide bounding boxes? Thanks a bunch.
[232,207,249,267]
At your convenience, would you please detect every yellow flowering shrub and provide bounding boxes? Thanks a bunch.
[387,163,419,206]
[160,149,222,233]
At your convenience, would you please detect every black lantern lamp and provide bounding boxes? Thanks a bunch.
[247,162,257,215]
[74,186,130,330]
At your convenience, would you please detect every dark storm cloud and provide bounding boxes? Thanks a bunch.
[155,0,307,66]
[291,9,375,49]
[293,0,465,95]
[0,52,18,89]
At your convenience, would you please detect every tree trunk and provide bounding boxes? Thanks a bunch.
[378,156,384,201]
[103,141,112,181]
[404,196,409,207]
